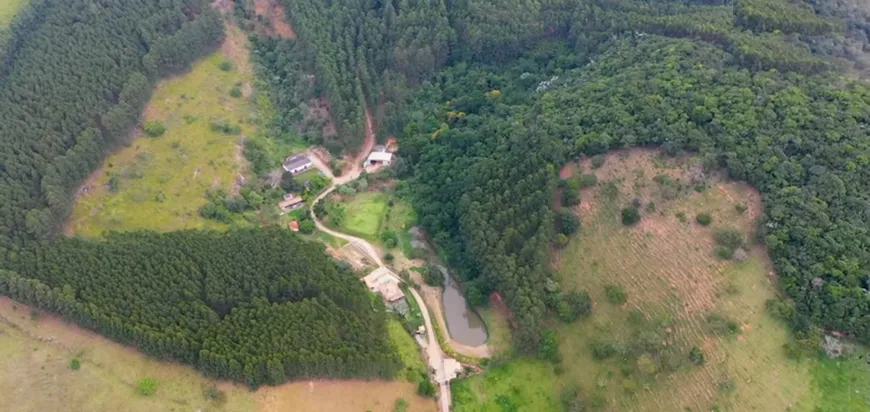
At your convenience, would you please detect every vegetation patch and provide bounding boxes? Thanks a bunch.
[2,228,400,387]
[331,192,389,238]
[67,48,255,236]
[452,359,559,412]
[552,150,818,411]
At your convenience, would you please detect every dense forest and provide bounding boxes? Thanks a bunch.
[390,0,870,351]
[0,228,399,386]
[0,0,223,250]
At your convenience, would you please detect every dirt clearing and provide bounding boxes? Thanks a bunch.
[252,0,296,39]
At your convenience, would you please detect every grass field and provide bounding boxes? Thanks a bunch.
[66,26,256,237]
[454,149,870,411]
[339,192,389,238]
[0,297,436,412]
[452,359,559,412]
[388,318,428,383]
[0,0,27,27]
[553,150,815,411]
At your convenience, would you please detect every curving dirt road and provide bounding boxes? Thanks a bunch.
[305,118,452,411]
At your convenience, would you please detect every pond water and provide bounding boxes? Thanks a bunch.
[408,227,488,346]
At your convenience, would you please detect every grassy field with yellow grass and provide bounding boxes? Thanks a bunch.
[66,26,256,237]
[0,296,436,412]
[0,0,27,27]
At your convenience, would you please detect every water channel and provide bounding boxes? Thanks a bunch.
[409,227,488,346]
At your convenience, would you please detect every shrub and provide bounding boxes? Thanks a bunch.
[422,266,444,287]
[108,174,121,193]
[143,121,166,137]
[605,284,627,305]
[560,385,584,412]
[578,173,598,189]
[559,209,580,235]
[218,60,233,71]
[645,201,656,212]
[380,231,399,248]
[706,313,740,336]
[590,342,616,360]
[230,86,242,98]
[637,353,658,375]
[557,290,592,322]
[622,378,638,393]
[590,155,606,169]
[203,384,227,404]
[714,245,734,260]
[675,211,687,223]
[137,378,158,396]
[209,120,242,135]
[696,213,712,226]
[555,233,569,248]
[621,207,640,226]
[689,346,705,365]
[417,379,435,397]
[70,358,81,370]
[298,220,315,234]
[393,398,409,412]
[735,203,748,214]
[384,252,394,262]
[538,330,560,362]
[562,187,580,206]
[713,229,744,250]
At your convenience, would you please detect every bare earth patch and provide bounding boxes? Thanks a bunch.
[253,0,297,39]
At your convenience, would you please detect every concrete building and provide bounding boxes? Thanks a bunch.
[362,268,408,314]
[283,154,313,174]
[364,145,393,167]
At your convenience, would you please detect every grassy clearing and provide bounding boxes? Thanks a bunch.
[554,149,814,411]
[810,353,870,411]
[451,359,559,412]
[67,30,255,237]
[339,192,389,238]
[0,297,436,412]
[388,318,427,383]
[0,0,27,27]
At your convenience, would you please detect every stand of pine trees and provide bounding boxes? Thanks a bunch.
[1,228,399,387]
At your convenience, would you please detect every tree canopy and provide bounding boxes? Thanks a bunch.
[1,228,399,386]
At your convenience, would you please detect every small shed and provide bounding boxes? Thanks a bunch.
[278,195,304,212]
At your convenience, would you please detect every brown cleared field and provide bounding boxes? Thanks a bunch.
[0,297,436,412]
[554,149,815,411]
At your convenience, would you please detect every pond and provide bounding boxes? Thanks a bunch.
[408,227,488,346]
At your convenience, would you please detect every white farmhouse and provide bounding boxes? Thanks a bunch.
[282,154,313,174]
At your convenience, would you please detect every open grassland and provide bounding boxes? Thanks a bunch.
[0,297,436,412]
[452,359,559,412]
[555,150,828,411]
[339,192,389,238]
[66,26,256,237]
[0,0,27,27]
